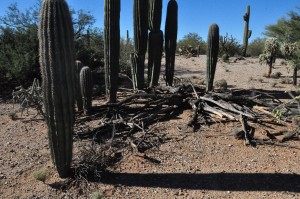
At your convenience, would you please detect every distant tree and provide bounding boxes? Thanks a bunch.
[177,32,206,55]
[247,38,266,57]
[0,2,102,89]
[264,9,300,43]
[219,33,242,57]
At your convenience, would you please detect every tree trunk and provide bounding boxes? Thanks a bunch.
[293,67,297,86]
[267,62,272,78]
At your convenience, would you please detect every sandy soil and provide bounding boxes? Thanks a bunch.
[0,55,299,198]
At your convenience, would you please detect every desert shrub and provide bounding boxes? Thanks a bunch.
[219,33,242,57]
[91,191,103,199]
[280,77,292,84]
[215,79,228,90]
[222,54,229,62]
[270,71,282,78]
[247,38,266,57]
[177,32,206,55]
[248,76,254,81]
[8,111,17,120]
[119,38,134,76]
[32,168,50,183]
[258,78,264,83]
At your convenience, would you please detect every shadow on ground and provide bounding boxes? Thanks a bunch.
[101,172,300,192]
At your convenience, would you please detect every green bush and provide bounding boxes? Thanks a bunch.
[247,38,266,57]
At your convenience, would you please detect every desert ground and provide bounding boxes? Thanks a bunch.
[0,55,299,198]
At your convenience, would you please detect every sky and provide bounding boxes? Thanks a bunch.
[0,0,299,43]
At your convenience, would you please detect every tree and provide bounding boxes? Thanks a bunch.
[247,38,266,57]
[177,32,206,55]
[0,2,102,88]
[264,9,300,43]
[219,33,241,57]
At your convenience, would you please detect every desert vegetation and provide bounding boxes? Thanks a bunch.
[0,0,300,198]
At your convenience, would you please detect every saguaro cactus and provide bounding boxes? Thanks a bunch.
[206,23,219,92]
[38,0,75,178]
[132,0,148,89]
[104,0,120,103]
[165,0,178,86]
[148,0,163,87]
[242,5,251,57]
[75,60,83,111]
[80,66,93,114]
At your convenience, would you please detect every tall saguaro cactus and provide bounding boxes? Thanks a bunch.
[165,0,178,86]
[206,23,219,92]
[104,0,120,103]
[148,0,163,87]
[132,0,148,89]
[38,0,75,178]
[242,5,251,57]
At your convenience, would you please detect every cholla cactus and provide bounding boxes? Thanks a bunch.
[281,42,300,85]
[259,38,280,77]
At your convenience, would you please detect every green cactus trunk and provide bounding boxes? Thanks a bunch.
[165,0,178,86]
[104,0,120,103]
[75,60,83,111]
[148,31,163,87]
[242,5,251,57]
[80,66,93,114]
[148,0,163,87]
[206,23,219,92]
[38,0,75,178]
[132,0,148,89]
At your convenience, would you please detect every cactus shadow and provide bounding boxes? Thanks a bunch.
[100,172,300,192]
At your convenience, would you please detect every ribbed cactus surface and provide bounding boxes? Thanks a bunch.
[148,30,163,87]
[165,0,178,86]
[148,0,163,87]
[242,5,251,57]
[80,66,93,114]
[38,0,75,178]
[75,60,83,111]
[104,0,120,103]
[148,0,162,32]
[131,0,148,89]
[206,23,219,92]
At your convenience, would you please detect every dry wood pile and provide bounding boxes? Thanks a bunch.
[76,84,299,149]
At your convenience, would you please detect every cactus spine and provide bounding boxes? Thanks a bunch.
[148,0,163,87]
[206,23,219,92]
[165,0,178,86]
[242,5,251,57]
[132,0,148,89]
[104,0,120,103]
[75,60,83,111]
[80,66,93,114]
[38,0,75,178]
